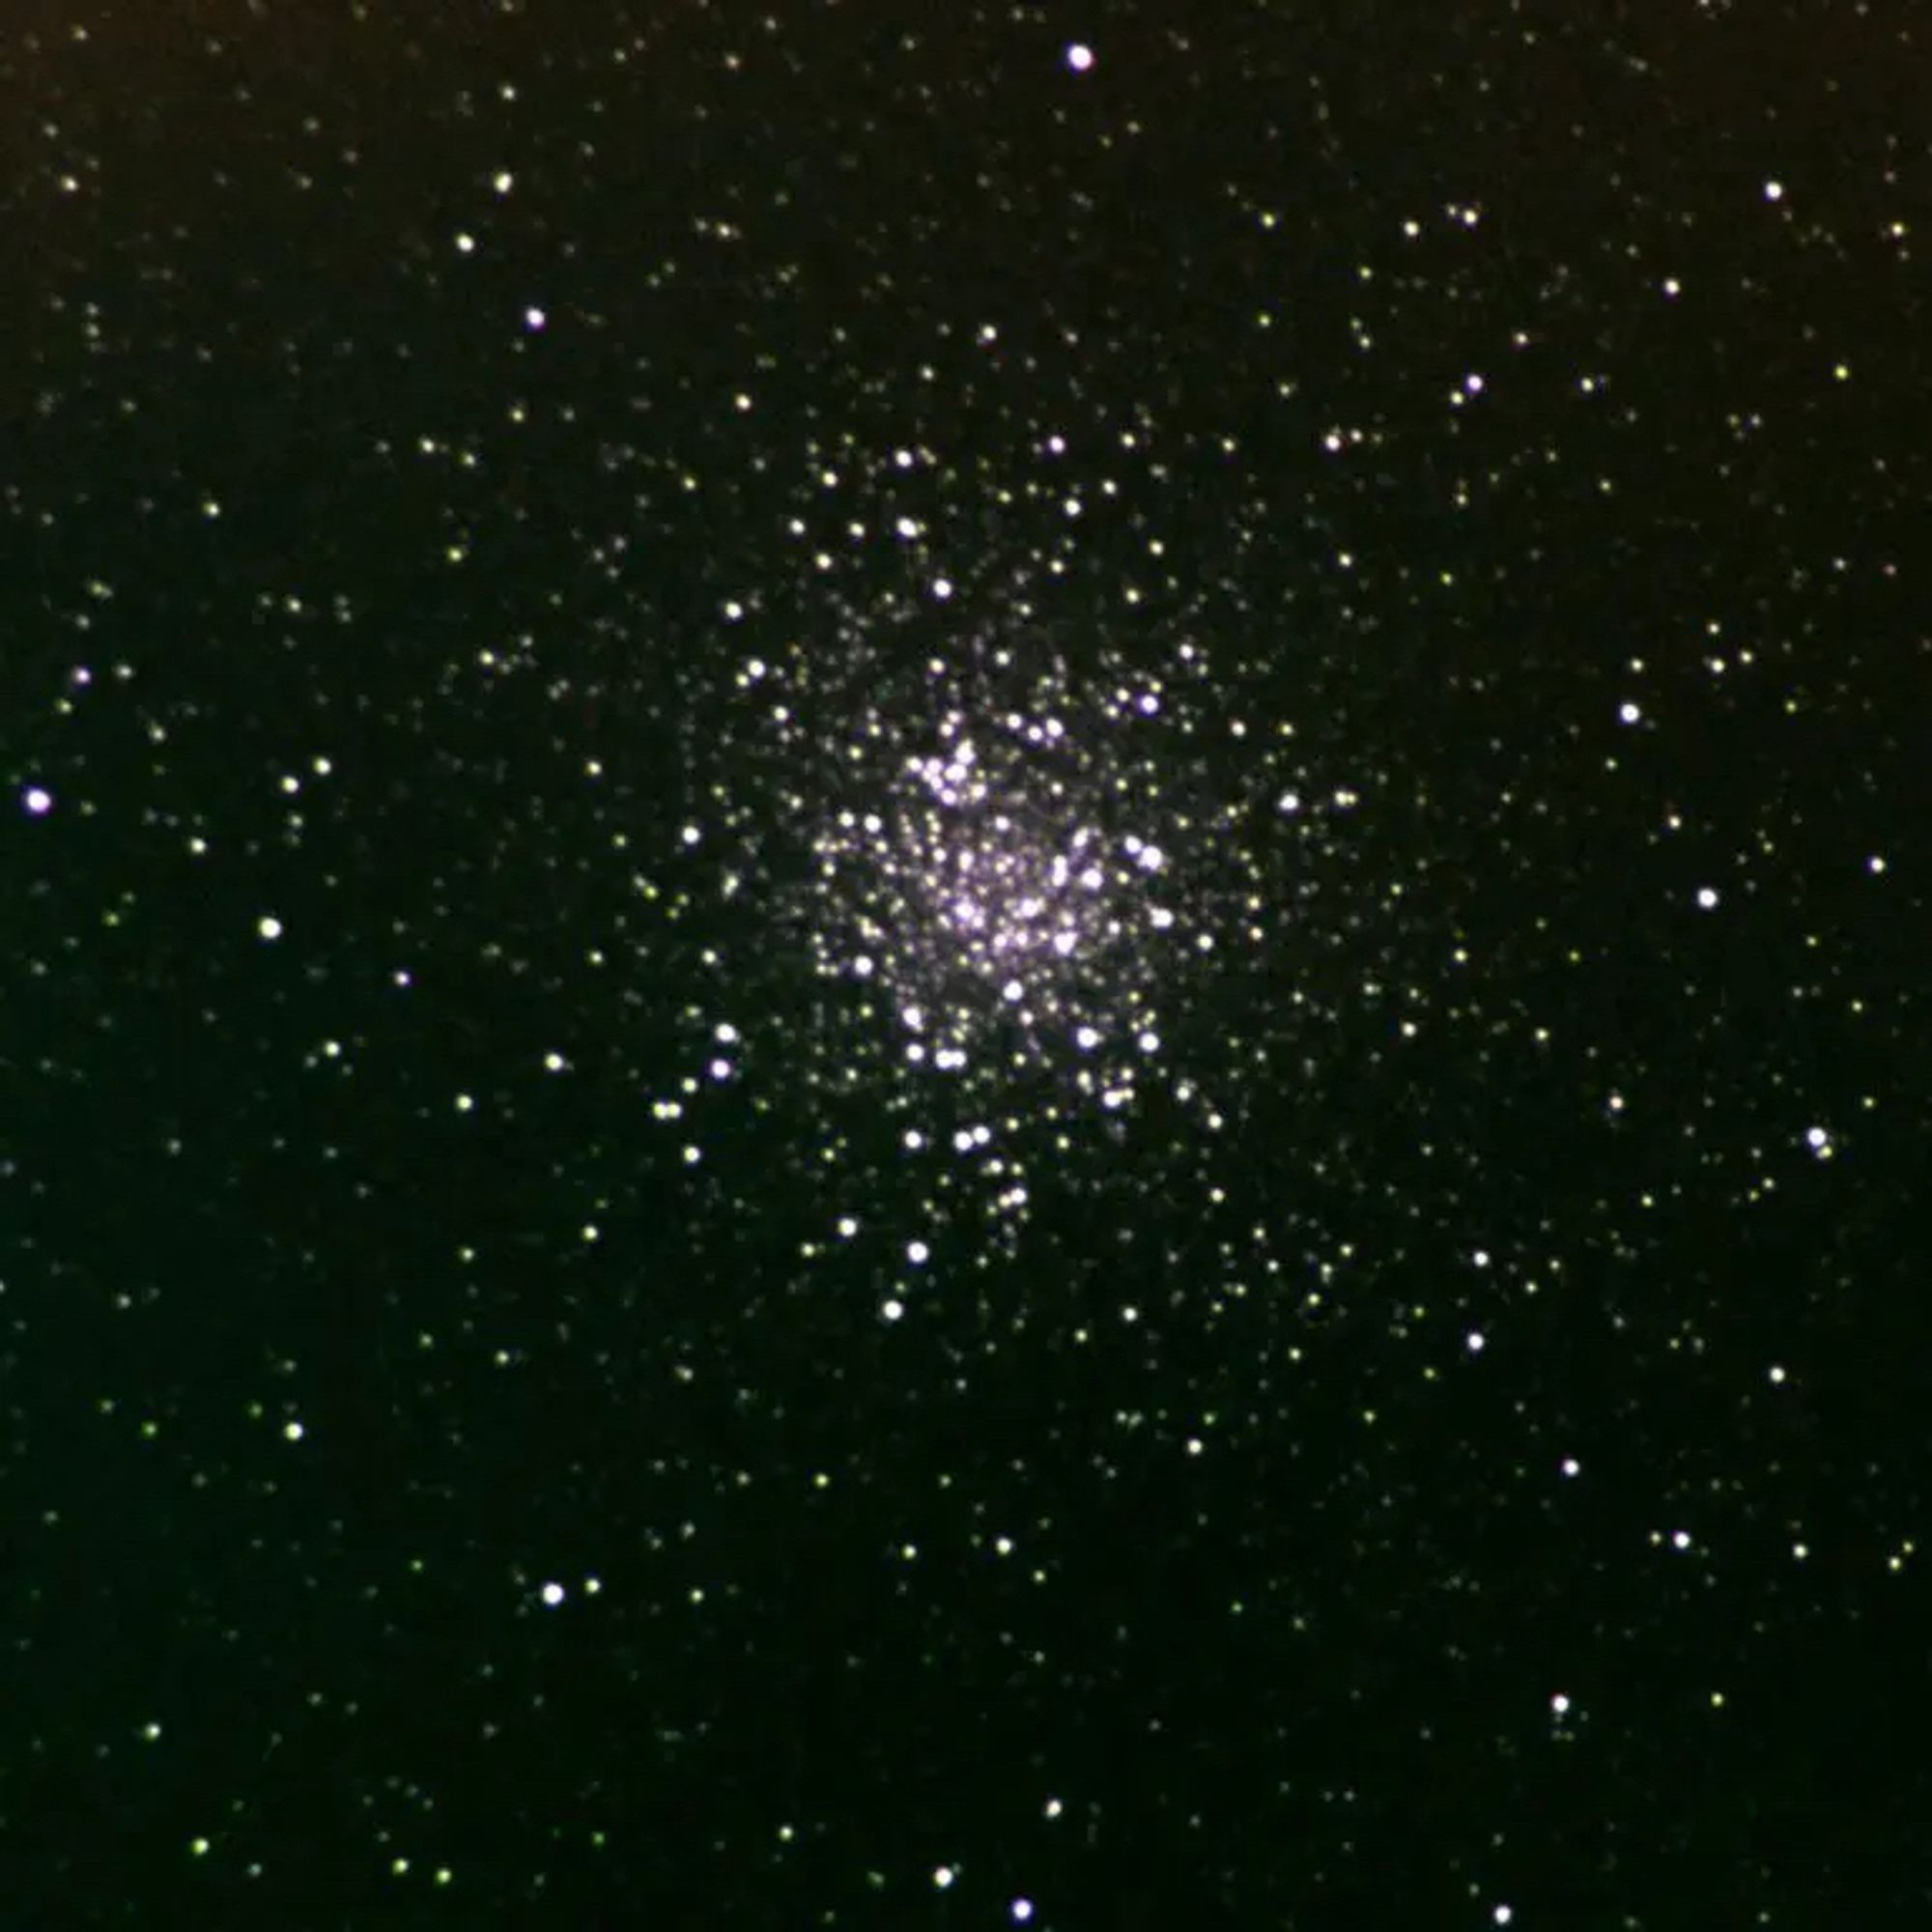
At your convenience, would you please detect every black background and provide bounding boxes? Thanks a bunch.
[4,1,1929,1924]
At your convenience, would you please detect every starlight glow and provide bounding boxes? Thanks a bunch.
[800,646,1202,1095]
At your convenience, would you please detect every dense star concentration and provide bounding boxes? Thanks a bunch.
[685,577,1276,1236]
[5,4,1930,1926]
[631,428,1410,1305]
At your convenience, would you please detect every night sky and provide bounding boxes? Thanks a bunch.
[5,2,1931,1924]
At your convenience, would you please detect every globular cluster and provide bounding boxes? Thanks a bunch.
[804,636,1207,1106]
[648,525,1386,1293]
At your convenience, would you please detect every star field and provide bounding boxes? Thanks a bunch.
[4,4,1930,1926]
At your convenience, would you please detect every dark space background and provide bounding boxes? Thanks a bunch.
[4,1,1930,1924]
